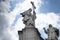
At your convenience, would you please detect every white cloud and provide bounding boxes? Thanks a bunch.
[0,0,12,40]
[13,17,25,30]
[35,13,60,30]
[0,0,10,14]
[9,0,43,32]
[1,0,59,40]
[35,13,60,39]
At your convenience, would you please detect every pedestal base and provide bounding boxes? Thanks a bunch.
[18,27,44,40]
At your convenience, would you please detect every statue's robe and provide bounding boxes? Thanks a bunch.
[45,27,59,40]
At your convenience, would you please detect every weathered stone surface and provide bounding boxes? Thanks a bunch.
[43,24,59,40]
[18,27,44,40]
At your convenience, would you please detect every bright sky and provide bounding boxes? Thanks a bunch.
[0,0,60,40]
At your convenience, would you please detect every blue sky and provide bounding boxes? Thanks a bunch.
[10,0,60,13]
[10,0,24,11]
[40,0,60,13]
[0,0,60,40]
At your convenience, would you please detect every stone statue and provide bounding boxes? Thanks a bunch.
[20,1,36,27]
[43,24,59,40]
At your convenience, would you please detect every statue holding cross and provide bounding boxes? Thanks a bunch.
[20,1,36,27]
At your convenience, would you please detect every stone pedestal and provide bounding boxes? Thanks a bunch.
[18,27,44,40]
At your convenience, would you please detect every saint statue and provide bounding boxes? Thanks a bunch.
[43,24,59,40]
[20,1,36,27]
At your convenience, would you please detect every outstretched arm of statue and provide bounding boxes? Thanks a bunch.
[43,28,48,34]
[32,11,36,20]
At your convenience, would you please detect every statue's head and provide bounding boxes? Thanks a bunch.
[28,8,32,12]
[20,8,32,17]
[49,24,52,28]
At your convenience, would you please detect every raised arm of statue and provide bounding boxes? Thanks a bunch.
[32,11,36,21]
[43,28,48,34]
[30,1,36,21]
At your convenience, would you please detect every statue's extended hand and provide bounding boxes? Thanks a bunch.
[43,28,45,30]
